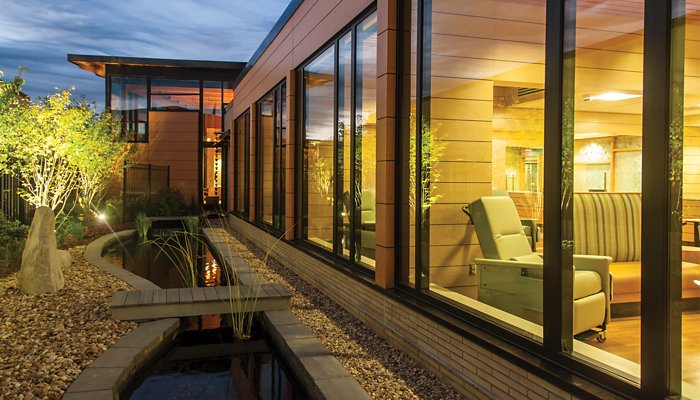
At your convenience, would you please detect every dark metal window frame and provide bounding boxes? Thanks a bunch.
[396,0,684,398]
[255,80,287,234]
[297,5,378,275]
[234,109,251,218]
[107,76,149,143]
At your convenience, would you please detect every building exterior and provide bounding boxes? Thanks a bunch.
[69,0,700,398]
[223,1,700,399]
[69,55,245,210]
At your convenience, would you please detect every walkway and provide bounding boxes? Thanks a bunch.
[111,283,291,321]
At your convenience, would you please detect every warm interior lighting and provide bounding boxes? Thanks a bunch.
[584,92,641,102]
[694,279,700,286]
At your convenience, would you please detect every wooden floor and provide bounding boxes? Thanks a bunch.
[588,311,700,386]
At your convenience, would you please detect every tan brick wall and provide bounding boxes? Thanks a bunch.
[230,216,606,400]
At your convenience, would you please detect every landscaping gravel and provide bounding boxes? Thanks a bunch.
[0,246,137,399]
[215,227,465,400]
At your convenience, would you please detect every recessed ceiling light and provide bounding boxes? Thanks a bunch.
[584,92,642,102]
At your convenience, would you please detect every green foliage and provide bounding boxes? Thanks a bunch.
[0,213,29,269]
[408,114,445,211]
[125,188,197,220]
[55,216,85,248]
[0,68,132,221]
[148,232,200,289]
[184,216,199,234]
[135,212,151,240]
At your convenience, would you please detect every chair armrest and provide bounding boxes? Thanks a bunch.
[573,254,612,325]
[474,258,544,270]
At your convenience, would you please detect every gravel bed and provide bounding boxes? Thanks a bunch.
[0,246,137,399]
[214,227,465,400]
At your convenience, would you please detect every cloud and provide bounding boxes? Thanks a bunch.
[0,0,290,106]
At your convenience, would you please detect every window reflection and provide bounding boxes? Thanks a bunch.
[354,13,377,267]
[110,76,147,142]
[404,0,547,340]
[235,112,250,215]
[303,47,336,251]
[682,2,700,396]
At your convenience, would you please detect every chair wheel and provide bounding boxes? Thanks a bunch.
[596,331,607,343]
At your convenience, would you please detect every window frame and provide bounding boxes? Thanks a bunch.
[255,80,287,233]
[395,0,684,398]
[234,109,251,218]
[297,6,378,274]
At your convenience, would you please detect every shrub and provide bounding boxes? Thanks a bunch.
[55,216,85,248]
[0,213,29,269]
[124,188,197,220]
[135,212,151,240]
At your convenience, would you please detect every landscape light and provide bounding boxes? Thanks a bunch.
[98,213,107,220]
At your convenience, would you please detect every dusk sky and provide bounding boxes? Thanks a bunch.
[0,0,291,107]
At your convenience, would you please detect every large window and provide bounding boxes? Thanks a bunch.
[234,111,250,216]
[399,0,700,397]
[257,82,286,231]
[400,0,547,339]
[150,79,200,111]
[302,10,377,268]
[110,77,147,142]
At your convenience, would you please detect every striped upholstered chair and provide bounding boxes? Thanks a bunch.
[471,196,611,339]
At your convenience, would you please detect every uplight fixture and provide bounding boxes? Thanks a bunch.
[584,92,641,102]
[98,213,106,220]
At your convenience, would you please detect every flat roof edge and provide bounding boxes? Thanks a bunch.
[68,54,247,77]
[231,0,303,90]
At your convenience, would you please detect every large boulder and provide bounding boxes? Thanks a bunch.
[18,207,65,294]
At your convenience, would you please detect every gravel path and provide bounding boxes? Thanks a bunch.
[0,246,137,399]
[216,227,465,400]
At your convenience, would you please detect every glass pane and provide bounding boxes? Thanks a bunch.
[337,32,353,259]
[683,3,700,396]
[151,95,200,111]
[235,112,249,214]
[151,79,200,94]
[202,147,223,206]
[204,81,223,142]
[110,76,147,141]
[303,46,336,251]
[570,0,644,379]
[354,12,377,268]
[414,0,546,340]
[224,81,235,104]
[275,84,286,231]
[259,92,274,225]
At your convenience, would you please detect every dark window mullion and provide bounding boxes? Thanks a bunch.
[641,0,683,397]
[543,0,573,356]
[333,46,341,255]
[350,25,358,265]
[415,0,431,290]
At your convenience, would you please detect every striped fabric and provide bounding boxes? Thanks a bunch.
[573,193,641,262]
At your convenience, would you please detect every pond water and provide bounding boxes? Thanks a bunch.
[102,232,225,289]
[123,320,306,400]
[104,231,307,399]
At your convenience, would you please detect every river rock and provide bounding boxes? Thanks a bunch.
[18,207,65,294]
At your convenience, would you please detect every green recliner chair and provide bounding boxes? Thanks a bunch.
[470,196,611,340]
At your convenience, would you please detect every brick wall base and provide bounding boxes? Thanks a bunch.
[230,216,608,400]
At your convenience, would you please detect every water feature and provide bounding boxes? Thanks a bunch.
[102,228,307,399]
[102,232,222,289]
[123,319,306,400]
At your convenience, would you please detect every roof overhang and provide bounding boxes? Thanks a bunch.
[68,54,246,78]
